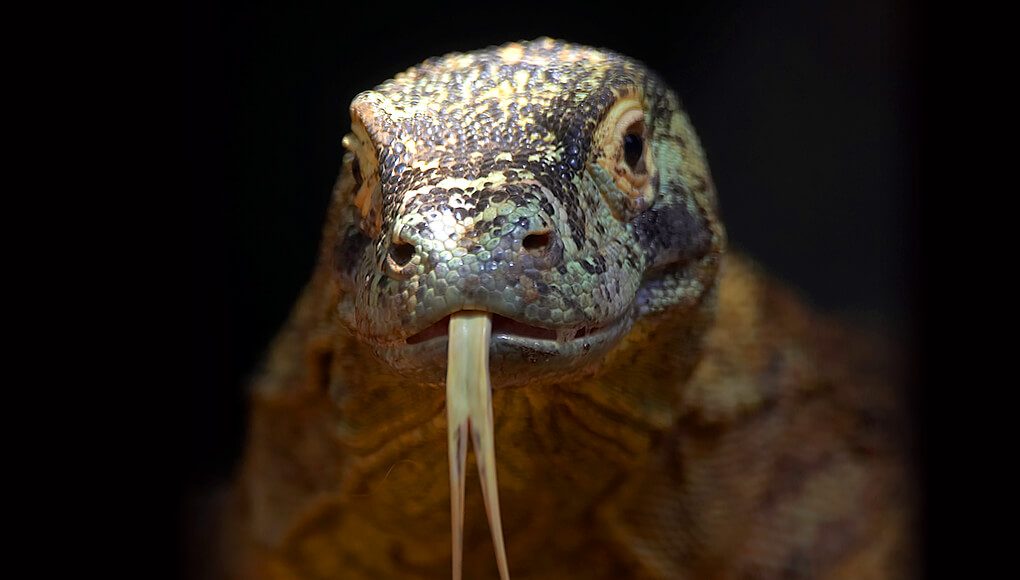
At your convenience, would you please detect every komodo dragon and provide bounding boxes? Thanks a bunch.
[219,38,914,579]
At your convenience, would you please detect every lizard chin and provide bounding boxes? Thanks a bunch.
[374,309,634,389]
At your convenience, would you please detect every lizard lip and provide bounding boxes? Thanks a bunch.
[379,309,632,388]
[406,312,602,345]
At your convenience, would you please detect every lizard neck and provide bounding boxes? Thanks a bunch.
[235,259,721,577]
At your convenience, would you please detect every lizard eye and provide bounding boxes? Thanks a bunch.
[351,154,364,189]
[341,126,383,238]
[594,96,657,219]
[614,111,650,187]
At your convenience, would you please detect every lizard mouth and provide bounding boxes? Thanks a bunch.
[377,309,631,389]
[407,313,606,345]
[405,311,617,359]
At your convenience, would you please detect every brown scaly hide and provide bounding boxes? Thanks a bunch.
[213,254,913,579]
[206,39,914,579]
[600,256,914,579]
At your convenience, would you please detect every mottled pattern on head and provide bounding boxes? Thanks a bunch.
[331,38,724,372]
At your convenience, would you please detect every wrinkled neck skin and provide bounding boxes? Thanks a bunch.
[238,247,721,577]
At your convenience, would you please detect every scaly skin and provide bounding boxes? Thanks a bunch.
[220,39,913,579]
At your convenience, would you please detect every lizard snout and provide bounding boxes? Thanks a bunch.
[381,184,565,292]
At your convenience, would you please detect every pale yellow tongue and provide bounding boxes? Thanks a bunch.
[446,311,510,580]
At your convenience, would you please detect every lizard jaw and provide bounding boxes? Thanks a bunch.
[375,308,634,389]
[407,313,606,344]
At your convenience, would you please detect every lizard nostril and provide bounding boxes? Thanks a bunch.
[389,241,415,268]
[523,232,551,251]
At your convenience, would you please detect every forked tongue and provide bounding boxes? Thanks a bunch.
[446,311,510,580]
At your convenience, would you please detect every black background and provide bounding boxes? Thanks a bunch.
[181,0,920,570]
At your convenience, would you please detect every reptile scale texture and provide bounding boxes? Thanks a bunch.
[219,39,914,579]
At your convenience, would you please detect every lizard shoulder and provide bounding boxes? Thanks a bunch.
[603,253,914,578]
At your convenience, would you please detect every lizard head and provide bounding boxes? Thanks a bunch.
[326,38,725,389]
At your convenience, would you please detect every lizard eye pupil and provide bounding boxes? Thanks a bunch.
[623,134,643,168]
[351,156,364,188]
